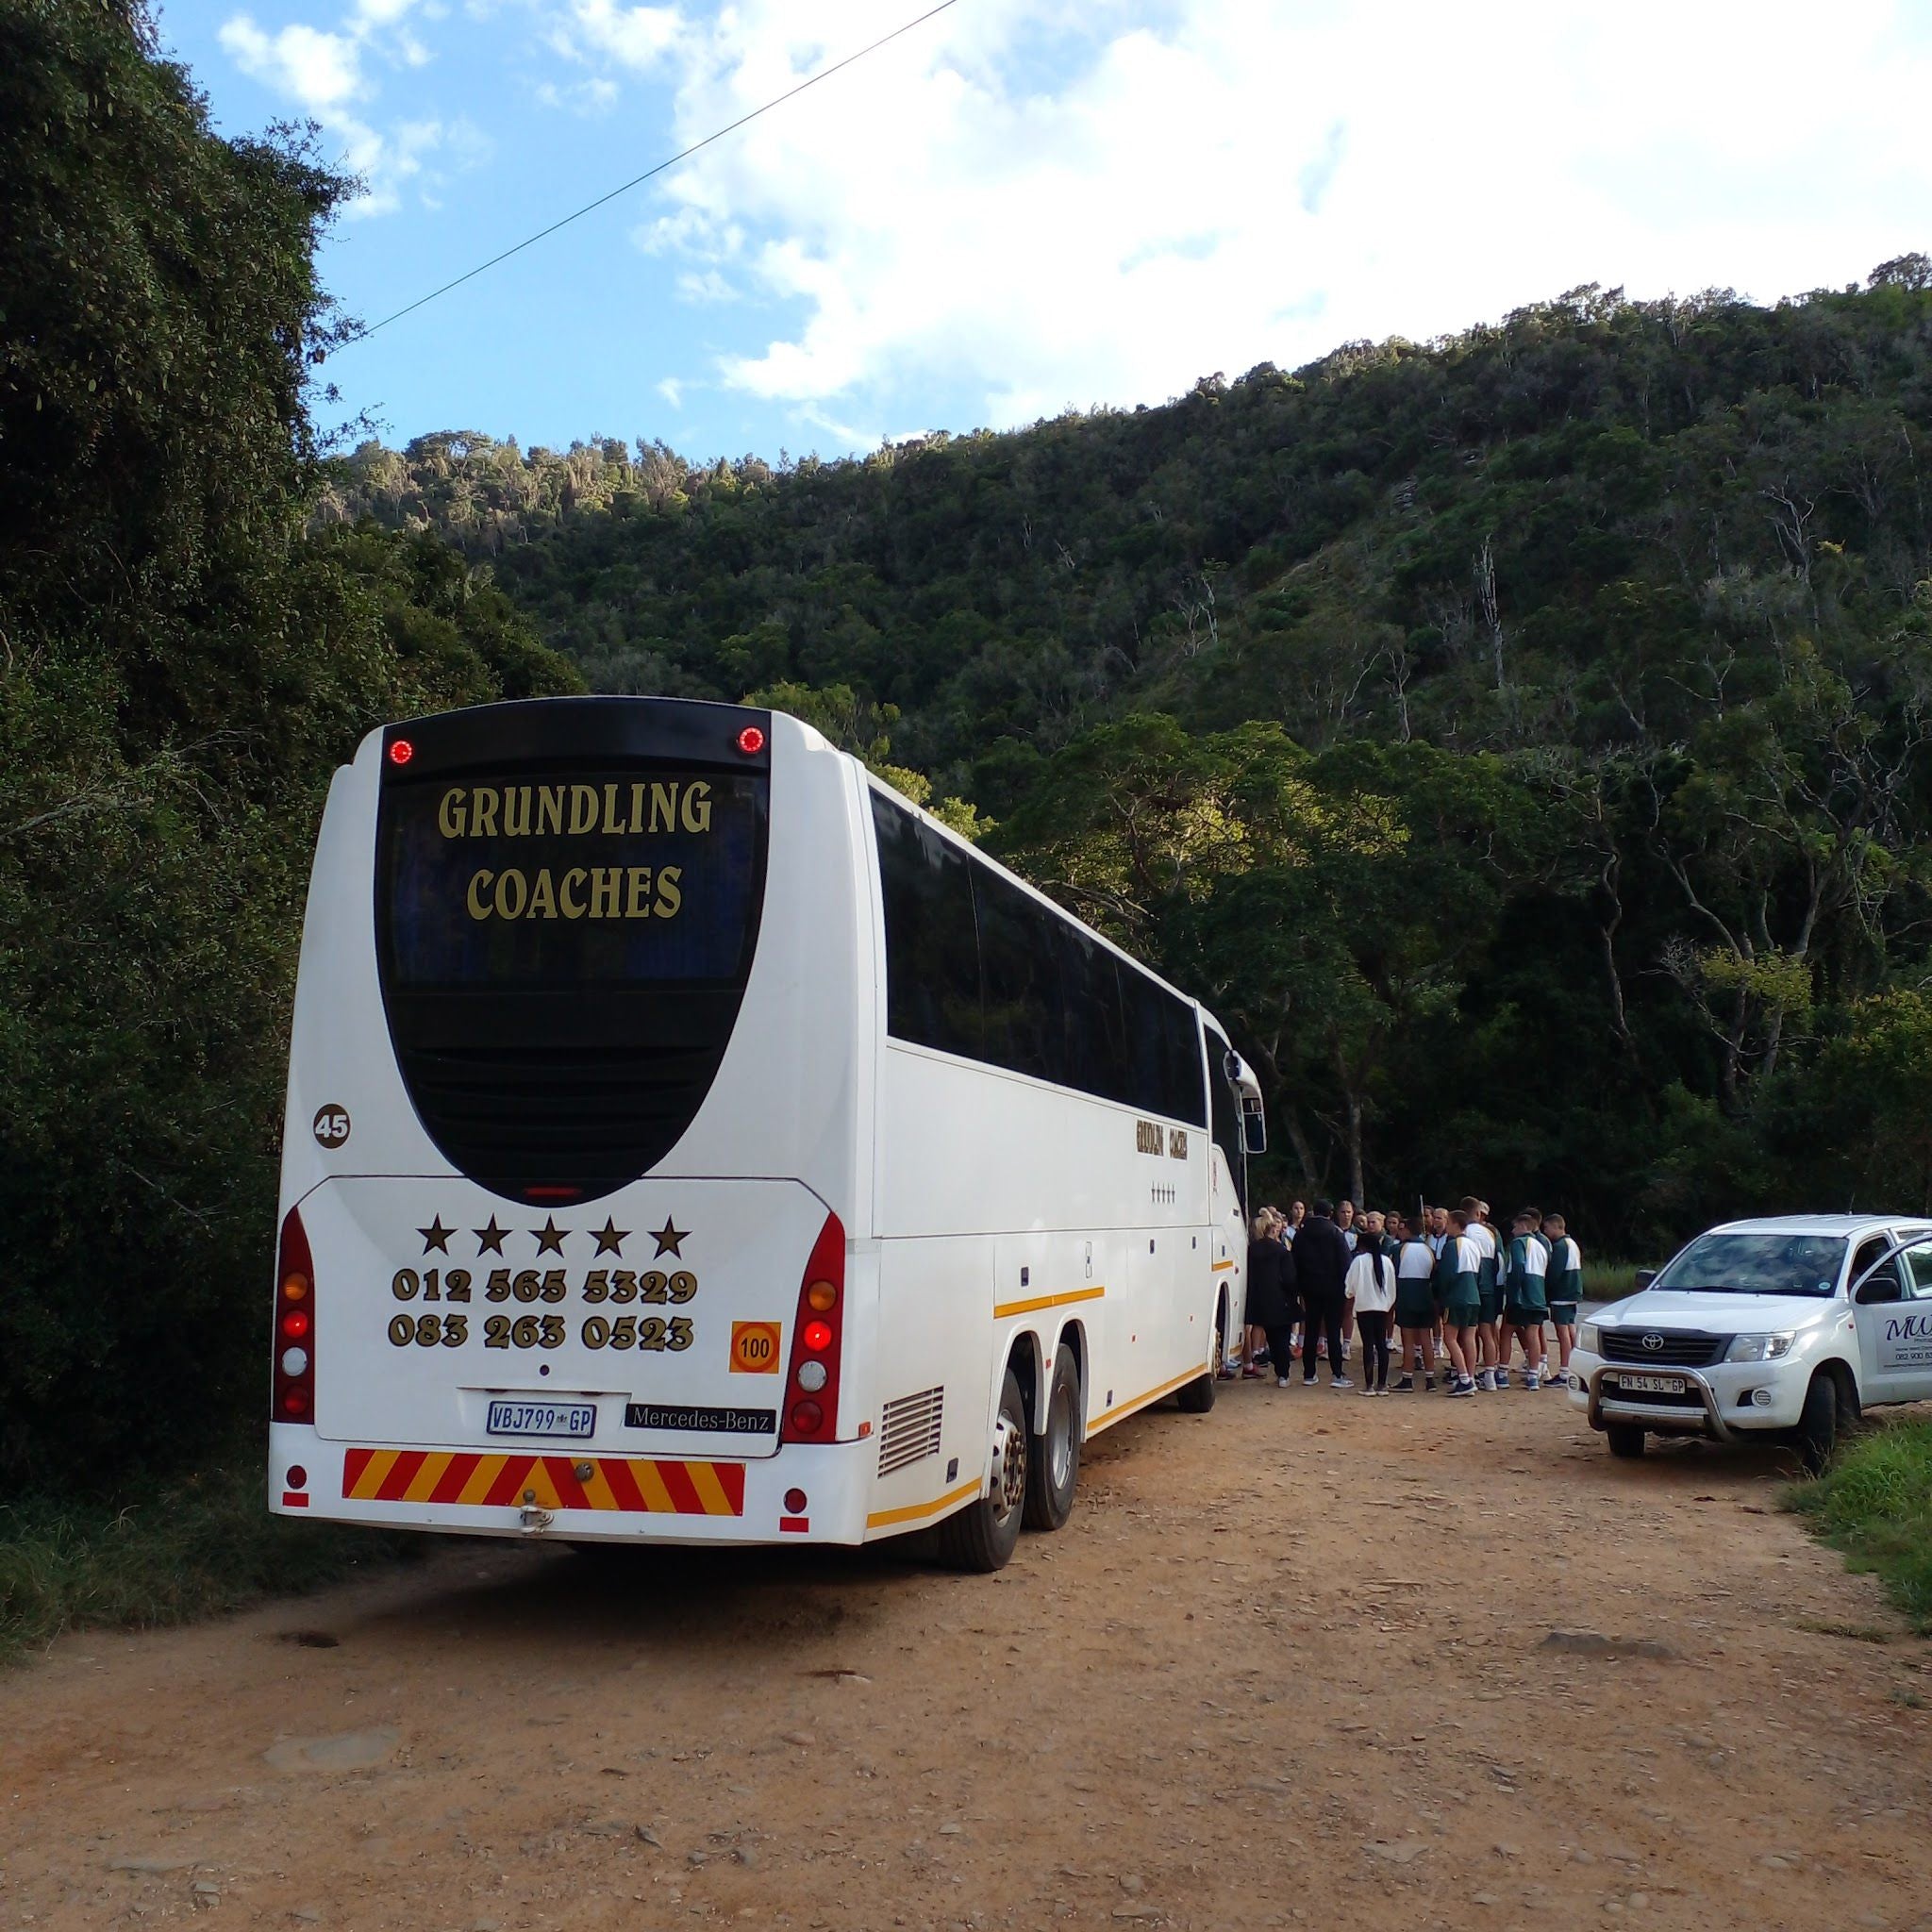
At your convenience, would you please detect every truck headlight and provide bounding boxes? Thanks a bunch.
[1725,1333,1795,1362]
[1578,1322,1601,1354]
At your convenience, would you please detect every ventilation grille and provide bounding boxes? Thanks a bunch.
[877,1386,944,1476]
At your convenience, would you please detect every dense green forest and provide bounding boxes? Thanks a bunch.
[7,3,1932,1499]
[325,264,1932,1253]
[0,0,579,1490]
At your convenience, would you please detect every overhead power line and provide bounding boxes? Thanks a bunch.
[344,0,960,346]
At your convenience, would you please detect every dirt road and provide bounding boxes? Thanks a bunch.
[5,1379,1929,1932]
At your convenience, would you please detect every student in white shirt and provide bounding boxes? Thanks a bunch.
[1344,1233,1397,1395]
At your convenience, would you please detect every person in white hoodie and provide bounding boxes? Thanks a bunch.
[1344,1232,1398,1395]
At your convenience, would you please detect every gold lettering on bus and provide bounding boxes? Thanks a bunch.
[437,780,718,840]
[463,865,686,923]
[1136,1119,1164,1156]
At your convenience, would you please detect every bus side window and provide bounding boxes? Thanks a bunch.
[873,792,984,1061]
[974,865,1061,1086]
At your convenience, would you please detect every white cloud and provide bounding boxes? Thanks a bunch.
[552,0,686,74]
[657,376,685,407]
[591,0,1932,441]
[218,0,475,216]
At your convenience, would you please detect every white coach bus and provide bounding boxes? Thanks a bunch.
[270,697,1264,1570]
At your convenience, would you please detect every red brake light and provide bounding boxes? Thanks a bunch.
[389,738,414,766]
[779,1212,844,1445]
[737,724,765,756]
[272,1206,316,1427]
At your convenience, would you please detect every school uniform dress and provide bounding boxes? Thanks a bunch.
[1547,1236,1583,1324]
[1394,1239,1438,1330]
[1505,1233,1550,1324]
[1466,1221,1500,1324]
[1445,1235,1483,1327]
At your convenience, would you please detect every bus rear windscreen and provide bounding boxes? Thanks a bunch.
[380,769,766,990]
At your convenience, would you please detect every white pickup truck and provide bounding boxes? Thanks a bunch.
[1567,1214,1932,1470]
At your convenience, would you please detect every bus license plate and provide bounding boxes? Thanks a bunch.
[1617,1373,1686,1396]
[486,1400,596,1440]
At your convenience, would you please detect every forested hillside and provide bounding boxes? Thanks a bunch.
[326,268,1932,1244]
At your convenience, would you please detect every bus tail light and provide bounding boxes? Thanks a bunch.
[780,1211,844,1445]
[273,1207,317,1424]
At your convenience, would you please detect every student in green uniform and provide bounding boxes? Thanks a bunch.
[1503,1208,1549,1390]
[1391,1212,1440,1391]
[1459,1195,1502,1390]
[1542,1211,1584,1384]
[1441,1208,1481,1395]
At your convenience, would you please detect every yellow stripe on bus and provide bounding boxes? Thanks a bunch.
[991,1285,1107,1320]
[1090,1364,1204,1430]
[866,1478,982,1529]
[1211,1258,1235,1272]
[577,1461,621,1512]
[349,1448,403,1500]
[633,1461,676,1513]
[686,1461,733,1516]
[402,1454,451,1505]
[457,1457,502,1507]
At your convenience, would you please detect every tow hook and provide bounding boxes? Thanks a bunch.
[519,1490,554,1534]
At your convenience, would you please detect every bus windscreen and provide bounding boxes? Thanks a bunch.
[380,769,766,990]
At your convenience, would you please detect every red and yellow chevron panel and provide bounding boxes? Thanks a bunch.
[341,1447,744,1516]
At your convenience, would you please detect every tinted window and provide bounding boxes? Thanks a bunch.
[1059,924,1132,1108]
[872,790,1206,1126]
[383,768,764,989]
[974,866,1061,1085]
[872,791,982,1060]
[1206,1029,1245,1211]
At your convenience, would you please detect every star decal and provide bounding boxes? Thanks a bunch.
[592,1217,629,1257]
[418,1217,454,1255]
[474,1217,508,1256]
[531,1216,569,1257]
[650,1217,689,1259]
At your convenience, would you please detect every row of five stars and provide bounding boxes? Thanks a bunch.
[416,1215,688,1258]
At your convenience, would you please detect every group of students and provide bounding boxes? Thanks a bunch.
[1236,1196,1586,1398]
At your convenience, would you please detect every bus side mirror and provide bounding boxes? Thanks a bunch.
[1241,1096,1267,1156]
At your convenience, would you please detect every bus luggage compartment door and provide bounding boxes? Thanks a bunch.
[302,1175,835,1462]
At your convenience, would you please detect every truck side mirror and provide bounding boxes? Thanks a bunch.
[1634,1268,1657,1291]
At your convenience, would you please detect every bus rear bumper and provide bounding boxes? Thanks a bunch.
[267,1424,875,1546]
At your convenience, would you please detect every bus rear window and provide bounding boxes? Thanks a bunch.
[380,769,766,990]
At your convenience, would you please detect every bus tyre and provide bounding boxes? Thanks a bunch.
[1606,1424,1646,1459]
[1023,1349,1082,1533]
[937,1369,1028,1573]
[1793,1373,1838,1474]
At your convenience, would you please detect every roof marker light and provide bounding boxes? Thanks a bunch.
[737,724,765,756]
[389,738,414,766]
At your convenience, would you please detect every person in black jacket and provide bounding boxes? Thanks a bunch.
[1292,1200,1354,1389]
[1244,1209,1298,1387]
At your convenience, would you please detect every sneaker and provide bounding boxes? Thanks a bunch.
[1290,1341,1303,1360]
[1450,1377,1476,1399]
[1424,1374,1437,1391]
[1254,1348,1272,1367]
[1393,1374,1416,1392]
[1241,1364,1265,1378]
[1475,1370,1495,1392]
[1524,1372,1541,1391]
[1275,1375,1292,1389]
[1316,1340,1328,1360]
[1494,1367,1511,1390]
[1330,1375,1355,1391]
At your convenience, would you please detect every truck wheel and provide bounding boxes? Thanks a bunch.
[1175,1304,1223,1414]
[935,1368,1028,1573]
[1606,1424,1646,1459]
[1024,1348,1082,1532]
[1793,1373,1838,1474]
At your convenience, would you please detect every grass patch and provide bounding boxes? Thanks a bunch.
[1587,1257,1646,1305]
[1786,1418,1932,1637]
[1,1460,423,1663]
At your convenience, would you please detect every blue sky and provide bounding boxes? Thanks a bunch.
[155,0,1932,463]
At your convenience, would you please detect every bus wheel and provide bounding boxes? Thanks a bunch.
[1024,1349,1082,1533]
[937,1368,1028,1573]
[1175,1308,1222,1414]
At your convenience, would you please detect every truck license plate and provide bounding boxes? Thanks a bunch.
[486,1400,596,1440]
[1617,1373,1686,1396]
